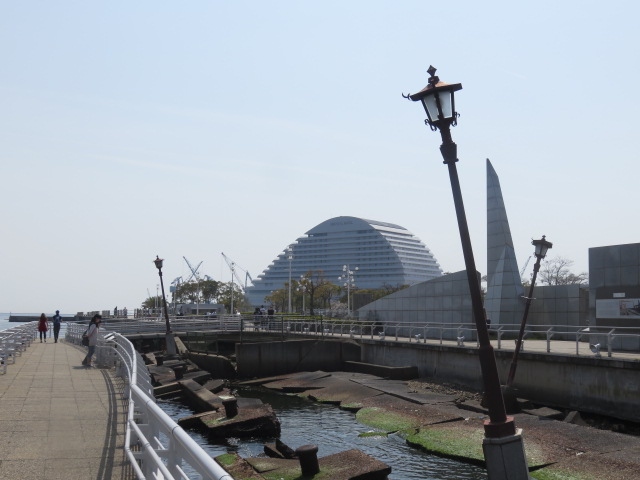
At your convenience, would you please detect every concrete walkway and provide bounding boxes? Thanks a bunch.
[0,338,134,480]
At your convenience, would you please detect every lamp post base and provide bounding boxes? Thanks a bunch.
[165,333,177,356]
[483,428,530,480]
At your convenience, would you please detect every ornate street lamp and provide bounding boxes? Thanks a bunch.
[338,265,358,317]
[405,66,529,478]
[506,235,553,388]
[154,256,177,355]
[287,247,293,314]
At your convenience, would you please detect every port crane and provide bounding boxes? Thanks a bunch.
[221,252,253,291]
[519,256,532,278]
[183,257,203,282]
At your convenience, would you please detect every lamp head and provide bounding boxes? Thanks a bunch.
[154,256,164,270]
[404,65,462,131]
[532,235,553,259]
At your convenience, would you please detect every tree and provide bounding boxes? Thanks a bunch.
[538,256,588,286]
[317,282,340,311]
[200,279,220,303]
[265,288,287,313]
[300,270,333,315]
[141,296,162,309]
[217,282,248,313]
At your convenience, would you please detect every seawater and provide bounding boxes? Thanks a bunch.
[1,313,15,331]
[159,387,487,480]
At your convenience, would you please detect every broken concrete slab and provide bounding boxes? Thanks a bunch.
[260,370,332,392]
[179,402,280,439]
[521,406,565,420]
[179,378,223,413]
[244,448,391,480]
[187,351,237,379]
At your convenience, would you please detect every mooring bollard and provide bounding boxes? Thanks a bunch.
[156,355,164,366]
[222,397,238,418]
[295,444,319,476]
[173,365,185,380]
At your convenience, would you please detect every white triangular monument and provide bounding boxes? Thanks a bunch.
[484,159,525,326]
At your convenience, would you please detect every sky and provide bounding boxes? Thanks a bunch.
[1,1,639,314]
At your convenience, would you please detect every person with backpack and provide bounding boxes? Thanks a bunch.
[52,310,62,343]
[37,313,49,343]
[82,314,102,367]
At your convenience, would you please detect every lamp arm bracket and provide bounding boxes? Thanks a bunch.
[424,119,438,131]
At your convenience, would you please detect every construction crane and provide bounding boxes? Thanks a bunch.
[520,255,532,278]
[221,252,253,290]
[183,257,203,282]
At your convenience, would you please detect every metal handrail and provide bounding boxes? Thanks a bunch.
[70,317,640,359]
[66,323,234,480]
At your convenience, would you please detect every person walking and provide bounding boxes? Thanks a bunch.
[82,314,101,367]
[38,313,49,342]
[52,310,62,343]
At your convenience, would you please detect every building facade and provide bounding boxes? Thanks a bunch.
[245,216,443,307]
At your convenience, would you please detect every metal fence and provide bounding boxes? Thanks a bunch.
[66,323,234,480]
[0,322,36,374]
[80,314,640,358]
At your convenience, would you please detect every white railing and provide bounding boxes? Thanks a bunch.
[71,316,640,359]
[66,323,234,480]
[0,322,36,374]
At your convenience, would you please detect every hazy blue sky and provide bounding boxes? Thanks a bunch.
[2,1,638,313]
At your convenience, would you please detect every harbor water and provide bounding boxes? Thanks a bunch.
[159,387,487,479]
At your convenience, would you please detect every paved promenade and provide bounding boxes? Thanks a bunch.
[0,338,133,480]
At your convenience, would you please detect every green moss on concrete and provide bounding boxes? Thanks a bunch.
[260,465,357,480]
[355,407,418,433]
[531,467,593,480]
[405,428,485,465]
[215,453,237,467]
[339,402,362,412]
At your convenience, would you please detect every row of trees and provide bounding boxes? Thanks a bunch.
[264,270,408,315]
[140,257,586,315]
[141,279,249,313]
[520,256,588,287]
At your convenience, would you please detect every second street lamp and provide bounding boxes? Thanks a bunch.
[287,247,293,314]
[405,66,529,479]
[506,235,553,389]
[153,255,177,355]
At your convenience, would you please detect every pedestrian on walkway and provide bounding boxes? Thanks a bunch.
[38,313,49,342]
[52,310,62,343]
[82,314,101,367]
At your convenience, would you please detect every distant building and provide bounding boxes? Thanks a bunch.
[245,216,443,307]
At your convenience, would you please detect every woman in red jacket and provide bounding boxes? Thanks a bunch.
[38,313,49,343]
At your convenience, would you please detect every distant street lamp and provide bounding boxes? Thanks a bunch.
[287,247,293,314]
[405,66,529,478]
[230,262,235,315]
[171,276,182,314]
[298,275,307,314]
[506,235,553,388]
[338,265,358,317]
[153,256,177,355]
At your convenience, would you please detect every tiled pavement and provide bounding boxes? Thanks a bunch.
[0,338,134,480]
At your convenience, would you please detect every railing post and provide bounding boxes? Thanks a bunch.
[608,329,615,357]
[576,331,581,355]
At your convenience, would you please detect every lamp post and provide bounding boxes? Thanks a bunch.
[506,235,552,388]
[230,261,235,316]
[153,256,177,355]
[287,247,293,314]
[298,275,308,314]
[405,66,529,479]
[338,265,358,317]
[171,276,182,315]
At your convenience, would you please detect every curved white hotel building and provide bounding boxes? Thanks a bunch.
[245,216,443,307]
